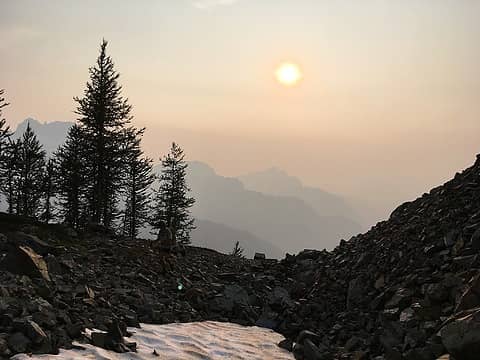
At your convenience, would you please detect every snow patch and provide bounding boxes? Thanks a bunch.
[13,321,294,360]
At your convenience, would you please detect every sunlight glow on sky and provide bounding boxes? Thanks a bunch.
[2,0,480,223]
[275,63,303,86]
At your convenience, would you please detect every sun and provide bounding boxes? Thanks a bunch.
[275,62,303,86]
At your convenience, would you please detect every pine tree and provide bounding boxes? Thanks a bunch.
[0,89,12,194]
[16,123,46,218]
[1,139,20,214]
[151,142,196,245]
[230,241,245,258]
[121,127,154,240]
[0,89,11,154]
[54,125,88,229]
[74,40,133,228]
[40,159,55,223]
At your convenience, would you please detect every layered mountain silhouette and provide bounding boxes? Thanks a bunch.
[239,167,358,219]
[12,118,363,257]
[184,161,362,254]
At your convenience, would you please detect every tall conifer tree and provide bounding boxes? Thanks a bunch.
[151,142,196,245]
[0,89,11,154]
[74,40,132,227]
[54,125,88,229]
[121,127,154,240]
[0,89,12,194]
[1,139,20,214]
[16,123,46,217]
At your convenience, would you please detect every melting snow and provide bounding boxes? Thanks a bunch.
[13,321,294,360]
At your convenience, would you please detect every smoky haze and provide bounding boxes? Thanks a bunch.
[2,1,480,251]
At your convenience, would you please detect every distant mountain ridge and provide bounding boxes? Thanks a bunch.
[183,161,362,254]
[12,118,363,256]
[13,118,73,154]
[239,167,359,220]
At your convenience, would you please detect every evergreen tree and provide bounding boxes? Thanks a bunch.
[16,123,46,217]
[0,89,12,194]
[121,127,154,240]
[230,241,245,258]
[40,159,55,223]
[74,40,133,228]
[151,142,196,245]
[0,89,11,154]
[1,139,20,214]
[54,125,88,229]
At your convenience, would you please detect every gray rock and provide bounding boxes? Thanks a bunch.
[385,288,413,310]
[255,307,279,329]
[254,253,266,260]
[91,331,107,348]
[269,286,293,307]
[456,274,480,312]
[220,285,249,311]
[304,339,323,360]
[8,332,31,353]
[471,228,480,250]
[0,335,10,357]
[278,338,293,351]
[296,330,322,345]
[10,232,56,256]
[25,320,48,344]
[440,308,480,360]
[426,283,449,303]
[1,245,51,281]
[347,277,366,309]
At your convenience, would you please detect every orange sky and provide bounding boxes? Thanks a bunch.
[2,0,480,225]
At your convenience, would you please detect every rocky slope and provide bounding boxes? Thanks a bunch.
[2,155,480,359]
[270,154,480,359]
[0,215,292,358]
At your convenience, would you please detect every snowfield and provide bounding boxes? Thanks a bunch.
[13,321,294,360]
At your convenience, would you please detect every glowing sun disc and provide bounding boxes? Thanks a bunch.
[275,62,302,86]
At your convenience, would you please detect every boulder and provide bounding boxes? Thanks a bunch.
[25,320,48,344]
[90,320,136,353]
[9,232,56,256]
[426,283,449,303]
[8,332,31,353]
[456,273,480,312]
[268,286,293,308]
[215,285,249,312]
[278,338,293,352]
[0,335,10,358]
[255,307,279,329]
[440,308,480,360]
[254,253,266,260]
[303,339,324,360]
[347,277,366,309]
[1,245,51,281]
[385,288,413,310]
[296,330,322,345]
[471,228,480,250]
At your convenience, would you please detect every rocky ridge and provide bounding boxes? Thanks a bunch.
[2,156,480,359]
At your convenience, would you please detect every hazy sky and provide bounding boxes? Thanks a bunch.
[2,0,480,225]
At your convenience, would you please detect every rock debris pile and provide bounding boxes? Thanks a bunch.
[3,155,480,359]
